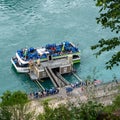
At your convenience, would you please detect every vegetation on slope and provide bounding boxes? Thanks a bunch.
[91,0,120,69]
[0,90,120,120]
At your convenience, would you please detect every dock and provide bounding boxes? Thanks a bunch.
[29,56,73,88]
[45,67,60,87]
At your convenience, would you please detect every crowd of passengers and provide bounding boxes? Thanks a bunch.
[18,42,79,61]
[28,81,86,99]
[28,87,59,99]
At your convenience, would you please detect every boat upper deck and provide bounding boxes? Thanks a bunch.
[16,41,80,64]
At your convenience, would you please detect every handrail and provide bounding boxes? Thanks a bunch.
[36,80,45,91]
[45,67,59,87]
[56,72,69,85]
[72,72,82,82]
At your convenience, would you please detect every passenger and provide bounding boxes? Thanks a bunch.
[43,90,47,96]
[23,49,27,59]
[71,83,75,88]
[45,89,49,96]
[81,87,84,91]
[51,47,56,51]
[69,51,72,54]
[31,93,34,99]
[115,79,118,84]
[52,87,56,94]
[33,92,36,99]
[49,88,53,95]
[81,82,85,86]
[38,91,42,98]
[35,92,38,98]
[41,91,44,97]
[55,88,58,94]
[60,51,63,55]
[75,82,79,87]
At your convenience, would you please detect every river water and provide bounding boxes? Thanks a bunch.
[0,0,120,95]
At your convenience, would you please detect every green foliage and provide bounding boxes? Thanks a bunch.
[37,102,72,120]
[0,90,120,120]
[91,0,120,69]
[0,90,28,106]
[53,104,73,120]
[0,107,12,120]
[95,0,120,33]
[37,95,120,120]
[104,94,120,113]
[102,94,120,119]
[112,94,120,110]
[0,91,35,120]
[79,101,103,120]
[37,101,103,120]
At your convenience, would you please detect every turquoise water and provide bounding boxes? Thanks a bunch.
[0,0,120,95]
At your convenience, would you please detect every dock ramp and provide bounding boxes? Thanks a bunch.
[72,72,82,82]
[35,80,45,91]
[45,67,60,87]
[56,72,69,85]
[45,67,68,87]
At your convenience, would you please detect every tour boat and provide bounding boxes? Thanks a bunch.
[11,41,80,73]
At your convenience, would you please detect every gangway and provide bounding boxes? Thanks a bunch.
[72,72,82,82]
[47,67,68,87]
[34,80,42,91]
[56,72,69,85]
[45,67,68,87]
[35,80,45,91]
[45,67,59,87]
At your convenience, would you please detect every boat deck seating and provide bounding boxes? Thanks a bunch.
[17,41,79,62]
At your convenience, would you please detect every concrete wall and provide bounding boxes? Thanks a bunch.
[39,71,48,79]
[60,65,72,74]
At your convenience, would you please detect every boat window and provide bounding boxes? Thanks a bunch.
[73,55,79,59]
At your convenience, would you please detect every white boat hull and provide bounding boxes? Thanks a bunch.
[11,58,29,73]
